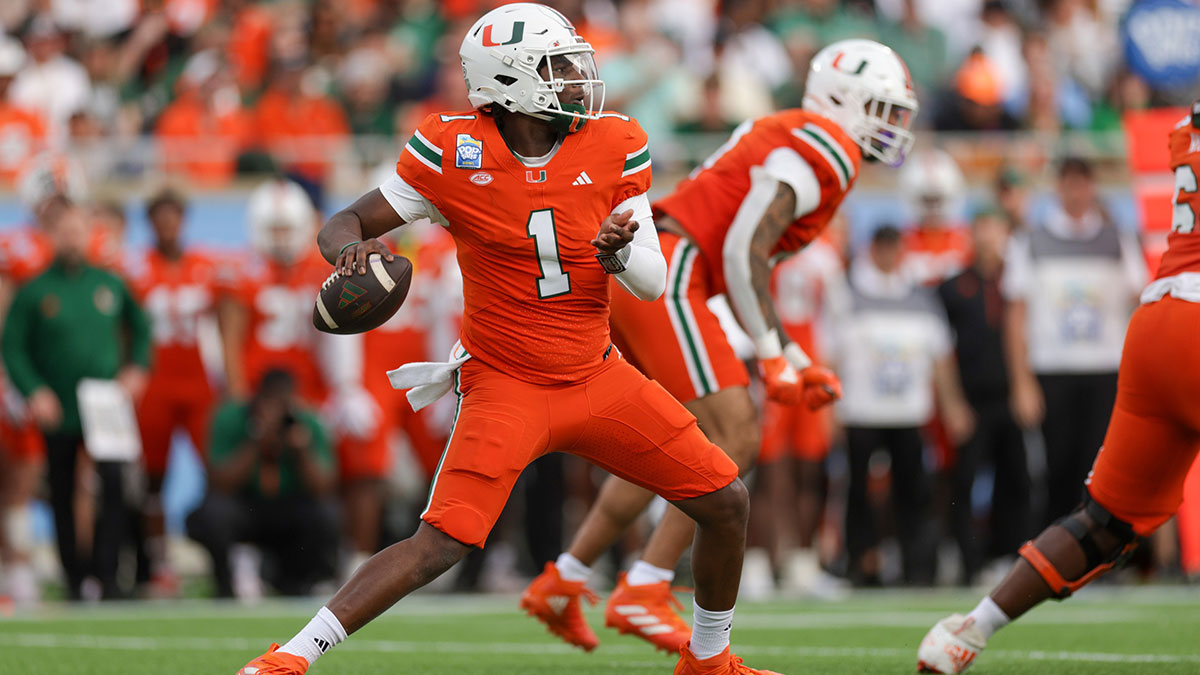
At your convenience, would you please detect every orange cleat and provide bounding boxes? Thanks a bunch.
[520,562,600,651]
[604,573,691,654]
[674,645,785,674]
[235,643,308,675]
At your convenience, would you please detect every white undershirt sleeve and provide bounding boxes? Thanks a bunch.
[609,193,666,301]
[378,173,448,227]
[723,154,821,358]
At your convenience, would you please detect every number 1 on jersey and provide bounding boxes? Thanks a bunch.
[527,209,571,298]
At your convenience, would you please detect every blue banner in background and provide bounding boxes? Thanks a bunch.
[1122,0,1200,90]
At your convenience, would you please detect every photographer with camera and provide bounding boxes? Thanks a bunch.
[187,369,339,598]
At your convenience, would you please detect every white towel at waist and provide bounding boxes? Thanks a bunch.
[387,341,470,411]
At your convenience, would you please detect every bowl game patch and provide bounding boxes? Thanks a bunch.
[455,134,483,169]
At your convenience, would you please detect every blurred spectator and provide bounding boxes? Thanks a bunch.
[770,0,877,48]
[226,1,276,91]
[976,0,1027,109]
[875,0,984,60]
[719,0,792,98]
[1044,0,1117,101]
[253,60,349,191]
[755,232,844,595]
[994,164,1031,231]
[1003,157,1146,526]
[155,49,251,185]
[936,47,1019,131]
[9,17,92,145]
[1,199,150,600]
[937,211,1030,584]
[602,1,693,163]
[878,0,950,100]
[0,38,46,186]
[338,41,395,137]
[186,369,338,598]
[828,225,967,586]
[50,0,139,38]
[899,148,972,285]
[123,188,217,596]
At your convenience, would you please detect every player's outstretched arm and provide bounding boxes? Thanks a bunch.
[318,189,403,275]
[722,172,840,407]
[594,193,666,300]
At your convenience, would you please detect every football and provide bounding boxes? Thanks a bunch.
[312,253,413,334]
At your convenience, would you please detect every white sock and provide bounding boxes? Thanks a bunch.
[690,600,734,660]
[555,553,592,583]
[626,560,674,587]
[967,596,1010,640]
[279,606,348,665]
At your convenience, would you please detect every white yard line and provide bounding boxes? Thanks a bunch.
[2,633,1199,665]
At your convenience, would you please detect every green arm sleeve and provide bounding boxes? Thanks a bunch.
[1,287,46,396]
[120,280,152,368]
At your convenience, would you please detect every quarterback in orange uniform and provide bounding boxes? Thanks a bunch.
[123,189,217,593]
[525,38,919,653]
[238,4,771,674]
[917,101,1200,673]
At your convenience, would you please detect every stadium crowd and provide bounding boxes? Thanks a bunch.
[0,0,1196,604]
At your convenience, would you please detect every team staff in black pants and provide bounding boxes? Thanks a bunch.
[1002,158,1146,526]
[1,198,151,599]
[938,212,1030,584]
[829,227,971,586]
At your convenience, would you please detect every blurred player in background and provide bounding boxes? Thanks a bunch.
[916,101,1200,674]
[750,224,844,597]
[217,177,382,579]
[525,38,915,653]
[899,148,970,286]
[239,4,773,674]
[123,188,217,595]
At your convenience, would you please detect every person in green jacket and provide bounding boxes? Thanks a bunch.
[0,197,151,600]
[186,368,339,598]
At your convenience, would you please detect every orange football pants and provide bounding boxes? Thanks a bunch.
[137,375,213,479]
[1085,297,1200,536]
[421,354,739,547]
[609,233,749,404]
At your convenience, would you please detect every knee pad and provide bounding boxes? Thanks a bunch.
[1018,494,1138,599]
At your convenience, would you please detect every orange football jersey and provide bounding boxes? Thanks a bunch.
[230,251,331,403]
[123,249,218,384]
[0,225,121,283]
[395,110,652,385]
[655,110,861,295]
[1158,116,1200,280]
[901,225,972,286]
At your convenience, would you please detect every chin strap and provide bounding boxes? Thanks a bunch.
[1018,494,1139,600]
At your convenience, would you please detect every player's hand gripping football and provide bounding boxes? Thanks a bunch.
[591,209,638,254]
[336,238,395,277]
[760,358,842,410]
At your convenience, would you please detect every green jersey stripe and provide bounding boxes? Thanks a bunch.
[623,149,651,172]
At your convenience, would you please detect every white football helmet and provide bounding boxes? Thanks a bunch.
[803,39,919,166]
[899,148,965,224]
[460,2,604,133]
[247,179,315,264]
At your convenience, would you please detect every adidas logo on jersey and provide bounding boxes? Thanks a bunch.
[572,171,593,186]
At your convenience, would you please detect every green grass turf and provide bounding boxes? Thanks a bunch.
[1,586,1198,674]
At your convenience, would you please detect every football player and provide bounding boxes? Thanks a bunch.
[238,4,773,674]
[754,228,844,596]
[898,148,970,286]
[916,100,1200,673]
[218,178,383,573]
[123,188,217,595]
[523,38,918,653]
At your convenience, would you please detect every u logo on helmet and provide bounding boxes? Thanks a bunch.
[831,52,868,75]
[481,22,525,47]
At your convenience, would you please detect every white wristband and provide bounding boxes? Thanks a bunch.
[783,341,812,370]
[753,329,783,360]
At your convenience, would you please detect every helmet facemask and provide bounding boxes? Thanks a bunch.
[860,96,916,167]
[527,47,605,133]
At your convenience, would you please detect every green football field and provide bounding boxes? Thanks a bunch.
[1,586,1198,674]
